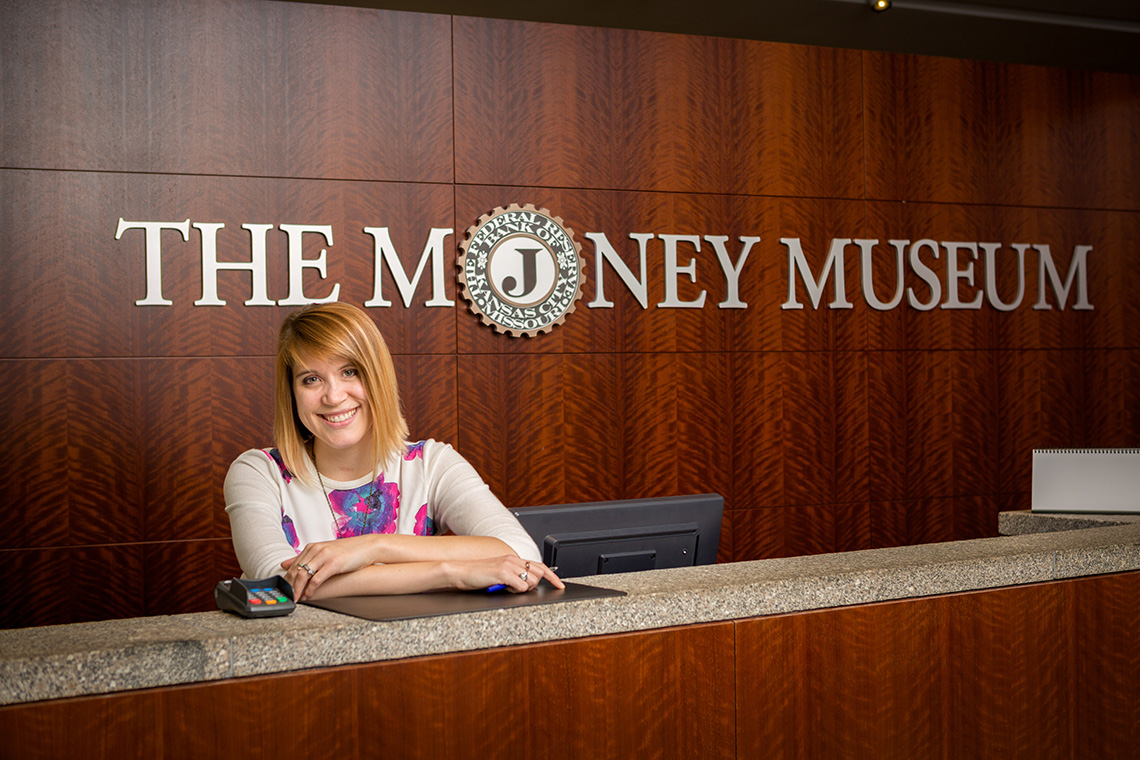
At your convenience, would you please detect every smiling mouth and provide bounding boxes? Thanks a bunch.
[320,408,358,424]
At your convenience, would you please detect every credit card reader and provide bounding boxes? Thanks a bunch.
[214,576,296,618]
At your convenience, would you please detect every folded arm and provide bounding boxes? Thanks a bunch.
[282,535,562,600]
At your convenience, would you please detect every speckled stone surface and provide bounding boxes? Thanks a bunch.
[4,512,1139,706]
[999,509,1140,535]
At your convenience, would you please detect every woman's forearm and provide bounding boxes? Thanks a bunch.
[302,561,453,598]
[283,534,532,599]
[296,553,563,600]
[360,533,517,564]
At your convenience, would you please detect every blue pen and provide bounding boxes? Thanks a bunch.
[487,567,556,593]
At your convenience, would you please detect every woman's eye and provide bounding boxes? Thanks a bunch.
[343,368,358,378]
[300,375,319,386]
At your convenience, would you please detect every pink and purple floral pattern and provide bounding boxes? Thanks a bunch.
[267,444,437,544]
[328,476,400,537]
[265,448,293,483]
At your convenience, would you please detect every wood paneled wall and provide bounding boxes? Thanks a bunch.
[2,572,1136,758]
[1,0,1138,628]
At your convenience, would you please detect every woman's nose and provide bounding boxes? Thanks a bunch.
[323,377,347,403]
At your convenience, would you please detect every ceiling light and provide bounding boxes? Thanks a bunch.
[870,0,891,11]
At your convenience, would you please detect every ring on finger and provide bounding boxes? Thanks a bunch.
[520,571,529,581]
[299,561,315,576]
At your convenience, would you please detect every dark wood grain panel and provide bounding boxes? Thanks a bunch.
[952,495,1000,541]
[737,596,945,758]
[0,360,70,549]
[867,351,908,502]
[0,681,162,758]
[782,352,840,507]
[158,669,359,760]
[143,539,239,617]
[864,51,1140,211]
[361,623,737,760]
[716,509,734,563]
[734,601,805,759]
[782,351,869,507]
[997,349,1086,495]
[69,544,147,624]
[1082,210,1140,350]
[0,171,76,358]
[0,668,356,759]
[0,0,453,181]
[560,354,626,502]
[947,577,1073,759]
[834,350,870,505]
[1073,573,1140,756]
[621,353,732,501]
[0,170,121,362]
[868,499,908,548]
[67,357,255,549]
[0,548,71,629]
[730,351,784,509]
[868,498,957,547]
[739,575,1140,758]
[729,504,839,560]
[458,352,732,508]
[950,351,999,497]
[456,354,568,507]
[727,507,784,560]
[66,359,146,545]
[1083,349,1140,448]
[454,18,863,197]
[905,497,956,545]
[141,359,214,542]
[734,349,868,513]
[210,357,276,539]
[869,351,999,503]
[395,353,459,448]
[833,501,872,553]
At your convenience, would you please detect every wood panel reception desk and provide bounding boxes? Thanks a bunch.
[2,513,1138,758]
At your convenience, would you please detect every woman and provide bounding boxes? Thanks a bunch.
[224,302,562,601]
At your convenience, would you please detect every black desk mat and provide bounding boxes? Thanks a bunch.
[304,580,625,622]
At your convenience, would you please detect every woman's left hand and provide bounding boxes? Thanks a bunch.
[445,555,565,593]
[282,535,379,600]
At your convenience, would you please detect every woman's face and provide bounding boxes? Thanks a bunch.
[292,353,372,466]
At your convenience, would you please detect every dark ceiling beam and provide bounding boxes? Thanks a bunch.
[280,0,1140,74]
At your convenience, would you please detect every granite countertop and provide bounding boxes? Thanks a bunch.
[3,510,1139,706]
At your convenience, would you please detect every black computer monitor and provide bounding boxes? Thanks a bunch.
[511,493,724,577]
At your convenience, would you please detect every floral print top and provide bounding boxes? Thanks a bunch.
[224,439,540,579]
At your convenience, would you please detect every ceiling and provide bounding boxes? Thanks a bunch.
[287,0,1140,75]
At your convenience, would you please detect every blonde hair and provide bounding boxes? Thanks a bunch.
[273,302,408,484]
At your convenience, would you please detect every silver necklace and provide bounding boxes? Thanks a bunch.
[311,450,377,537]
[314,465,341,535]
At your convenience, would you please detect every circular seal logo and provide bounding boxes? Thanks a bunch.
[458,204,586,337]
